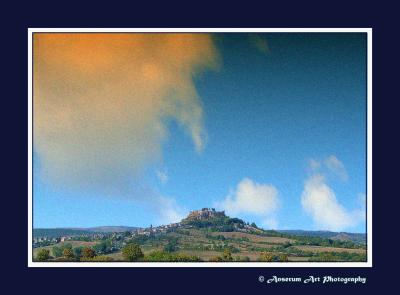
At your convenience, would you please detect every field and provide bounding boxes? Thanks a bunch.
[292,245,366,254]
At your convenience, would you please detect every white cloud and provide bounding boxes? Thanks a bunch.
[156,196,187,225]
[301,174,364,231]
[34,33,218,196]
[215,178,279,227]
[309,158,321,171]
[324,155,349,181]
[156,169,168,185]
[33,34,217,227]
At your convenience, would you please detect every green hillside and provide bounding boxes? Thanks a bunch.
[33,209,367,262]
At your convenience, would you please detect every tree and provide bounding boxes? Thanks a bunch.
[82,247,96,259]
[122,243,144,262]
[279,254,288,262]
[251,222,258,228]
[52,246,63,258]
[63,248,74,259]
[36,249,50,261]
[73,246,83,258]
[93,241,110,254]
[163,238,178,253]
[52,243,72,258]
[222,248,233,261]
[259,251,273,262]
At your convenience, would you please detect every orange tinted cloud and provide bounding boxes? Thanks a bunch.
[34,33,218,194]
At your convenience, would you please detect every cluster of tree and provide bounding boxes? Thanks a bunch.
[36,249,50,261]
[258,251,288,262]
[291,236,364,249]
[214,243,240,253]
[42,242,116,261]
[163,237,179,253]
[256,230,365,250]
[92,240,113,254]
[36,244,111,262]
[122,243,144,261]
[209,248,234,262]
[267,245,310,257]
[185,216,245,232]
[129,233,166,246]
[250,222,258,228]
[120,243,202,262]
[52,243,73,258]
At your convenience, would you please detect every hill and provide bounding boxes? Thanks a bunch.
[277,230,366,244]
[33,208,367,262]
[33,226,140,238]
[84,226,140,233]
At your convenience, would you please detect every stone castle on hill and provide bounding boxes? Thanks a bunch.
[186,208,225,221]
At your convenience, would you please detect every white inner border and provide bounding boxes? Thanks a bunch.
[28,28,372,268]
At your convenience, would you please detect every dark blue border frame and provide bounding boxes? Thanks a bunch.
[3,1,396,293]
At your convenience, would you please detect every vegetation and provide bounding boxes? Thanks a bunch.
[183,216,245,232]
[52,243,73,258]
[34,229,93,238]
[209,248,234,262]
[80,255,114,262]
[258,251,273,262]
[93,240,112,254]
[309,252,367,262]
[82,247,96,259]
[163,237,178,253]
[63,248,74,259]
[222,248,233,261]
[33,211,367,263]
[234,256,250,262]
[36,249,50,261]
[122,243,144,261]
[73,246,84,258]
[145,251,201,262]
[279,254,288,262]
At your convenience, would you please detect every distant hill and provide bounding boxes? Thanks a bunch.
[277,230,366,244]
[33,226,140,238]
[84,226,140,233]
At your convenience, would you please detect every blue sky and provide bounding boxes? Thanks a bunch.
[34,33,367,232]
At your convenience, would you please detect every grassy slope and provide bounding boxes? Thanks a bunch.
[104,228,366,262]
